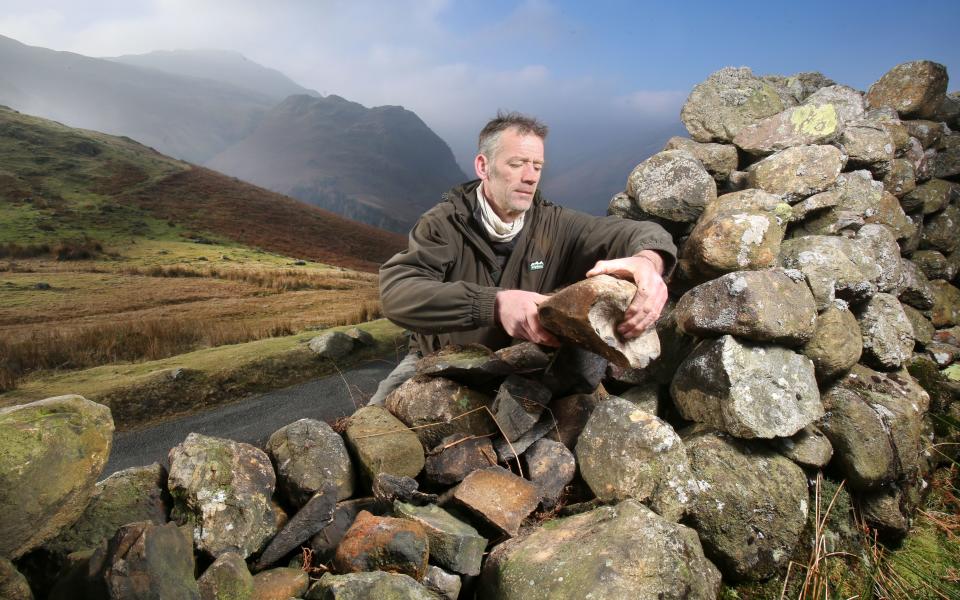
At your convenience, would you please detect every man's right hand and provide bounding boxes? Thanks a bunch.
[494,290,561,347]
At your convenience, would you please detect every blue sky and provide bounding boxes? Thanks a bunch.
[1,0,957,171]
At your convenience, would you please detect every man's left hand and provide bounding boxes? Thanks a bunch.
[585,251,667,338]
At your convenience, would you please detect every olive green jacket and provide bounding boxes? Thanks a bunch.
[379,180,677,354]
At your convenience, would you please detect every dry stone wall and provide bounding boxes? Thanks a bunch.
[1,60,959,599]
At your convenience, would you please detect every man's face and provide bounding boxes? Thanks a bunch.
[475,128,545,222]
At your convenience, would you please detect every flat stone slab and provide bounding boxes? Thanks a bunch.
[539,274,660,369]
[734,103,842,155]
[746,144,845,202]
[451,467,540,537]
[394,501,488,576]
[255,480,338,571]
[415,344,511,385]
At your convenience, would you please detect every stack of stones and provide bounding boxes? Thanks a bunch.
[1,60,958,600]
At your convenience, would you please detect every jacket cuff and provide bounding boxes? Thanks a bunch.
[473,287,501,328]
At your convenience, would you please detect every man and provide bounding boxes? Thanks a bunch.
[369,112,676,404]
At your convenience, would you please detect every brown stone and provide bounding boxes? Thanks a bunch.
[451,467,540,537]
[424,433,498,486]
[538,274,660,369]
[865,60,949,119]
[333,511,429,580]
[251,568,309,600]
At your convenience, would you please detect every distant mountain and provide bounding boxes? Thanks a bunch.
[106,49,318,101]
[207,94,467,232]
[540,122,687,215]
[0,105,404,270]
[0,35,466,231]
[0,34,274,164]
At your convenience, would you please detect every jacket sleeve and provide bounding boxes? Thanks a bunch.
[379,214,500,335]
[553,208,679,282]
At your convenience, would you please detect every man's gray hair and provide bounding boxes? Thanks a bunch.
[478,111,548,160]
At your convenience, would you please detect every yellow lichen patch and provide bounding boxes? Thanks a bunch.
[789,104,839,137]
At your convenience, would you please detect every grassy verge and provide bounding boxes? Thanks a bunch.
[0,318,406,430]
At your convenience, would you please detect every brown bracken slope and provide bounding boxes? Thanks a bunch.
[124,166,406,272]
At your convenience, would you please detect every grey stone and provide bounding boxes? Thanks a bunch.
[538,274,661,369]
[0,394,114,559]
[734,103,842,155]
[903,304,935,348]
[612,382,662,414]
[663,136,738,179]
[682,428,809,580]
[793,170,884,237]
[523,438,576,510]
[491,375,551,442]
[912,250,956,281]
[255,481,338,570]
[902,179,953,215]
[626,149,717,222]
[480,500,721,600]
[344,405,424,483]
[746,145,846,202]
[98,521,200,600]
[840,119,894,166]
[266,418,355,508]
[198,552,254,600]
[309,498,380,561]
[576,399,695,521]
[541,344,609,396]
[493,412,556,462]
[904,120,944,149]
[929,280,960,328]
[308,332,355,359]
[372,473,437,507]
[394,501,487,576]
[898,259,937,310]
[494,342,551,373]
[674,269,817,345]
[865,60,949,119]
[860,489,909,539]
[777,72,836,103]
[451,466,540,537]
[856,224,906,293]
[43,463,169,557]
[423,566,460,600]
[344,327,375,347]
[306,572,441,600]
[857,293,915,370]
[168,433,278,559]
[800,302,862,381]
[385,375,495,449]
[415,344,511,386]
[931,132,960,178]
[545,392,600,449]
[921,204,960,254]
[671,335,822,439]
[820,365,927,490]
[778,235,876,309]
[681,66,790,143]
[424,433,498,486]
[803,84,865,124]
[774,426,834,468]
[876,158,917,198]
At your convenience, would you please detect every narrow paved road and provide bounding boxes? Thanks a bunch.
[104,358,395,476]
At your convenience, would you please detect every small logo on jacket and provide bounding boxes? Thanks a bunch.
[529,260,544,271]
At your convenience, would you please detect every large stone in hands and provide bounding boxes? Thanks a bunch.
[538,274,660,369]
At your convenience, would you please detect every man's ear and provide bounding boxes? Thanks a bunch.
[474,153,489,180]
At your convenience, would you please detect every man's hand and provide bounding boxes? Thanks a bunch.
[586,250,668,338]
[495,289,561,346]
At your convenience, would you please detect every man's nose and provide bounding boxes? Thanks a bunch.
[522,164,540,183]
